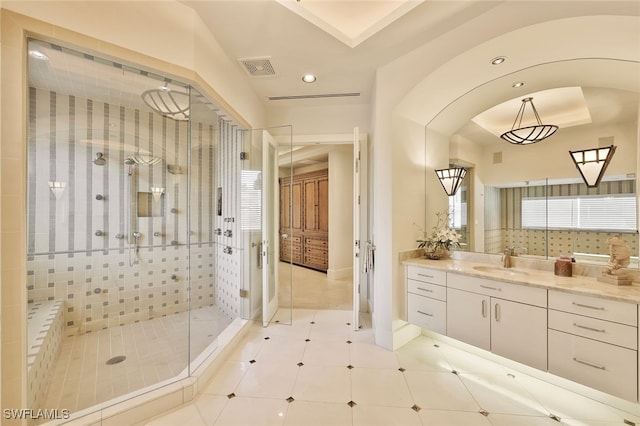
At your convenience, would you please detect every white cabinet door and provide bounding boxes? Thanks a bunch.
[447,288,490,350]
[491,298,547,371]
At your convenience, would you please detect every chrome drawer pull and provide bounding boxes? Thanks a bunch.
[417,273,434,279]
[417,287,433,293]
[573,357,606,370]
[573,323,606,333]
[481,300,487,318]
[572,302,604,310]
[480,284,502,291]
[417,310,433,317]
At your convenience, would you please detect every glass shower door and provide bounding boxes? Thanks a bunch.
[240,126,292,326]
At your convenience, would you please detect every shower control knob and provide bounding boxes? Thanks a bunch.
[153,232,161,237]
[214,228,222,235]
[95,194,104,200]
[95,230,103,237]
[115,233,124,240]
[171,240,178,246]
[223,229,233,237]
[170,208,178,214]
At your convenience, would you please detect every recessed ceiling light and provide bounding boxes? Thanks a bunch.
[29,50,49,60]
[302,74,317,83]
[512,82,525,88]
[490,56,506,65]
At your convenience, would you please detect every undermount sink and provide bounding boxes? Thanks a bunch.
[472,265,530,276]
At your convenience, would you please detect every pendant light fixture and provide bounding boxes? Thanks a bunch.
[500,97,558,145]
[142,83,190,121]
[435,167,467,196]
[569,145,616,188]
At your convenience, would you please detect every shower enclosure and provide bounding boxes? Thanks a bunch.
[24,39,291,421]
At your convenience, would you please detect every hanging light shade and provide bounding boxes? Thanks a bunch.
[500,97,558,145]
[435,167,467,196]
[142,84,189,121]
[569,145,616,188]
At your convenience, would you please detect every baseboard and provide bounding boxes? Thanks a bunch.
[327,267,352,280]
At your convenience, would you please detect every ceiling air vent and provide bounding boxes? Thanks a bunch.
[268,93,360,101]
[238,57,276,77]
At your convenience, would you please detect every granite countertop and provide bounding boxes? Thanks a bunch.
[403,256,640,304]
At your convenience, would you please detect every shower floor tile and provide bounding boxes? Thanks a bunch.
[42,305,232,415]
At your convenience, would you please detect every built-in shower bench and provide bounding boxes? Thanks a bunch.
[27,299,64,412]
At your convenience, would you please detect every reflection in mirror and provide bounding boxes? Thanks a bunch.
[484,177,638,268]
[137,191,164,217]
[449,168,470,251]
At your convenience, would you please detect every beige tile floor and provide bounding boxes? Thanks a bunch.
[42,306,232,416]
[145,309,640,426]
[145,308,640,426]
[279,262,353,310]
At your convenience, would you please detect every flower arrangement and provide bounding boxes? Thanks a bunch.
[416,211,461,259]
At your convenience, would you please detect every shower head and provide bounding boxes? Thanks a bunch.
[124,158,136,166]
[93,152,106,166]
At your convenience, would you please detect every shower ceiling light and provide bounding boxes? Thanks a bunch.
[435,167,467,196]
[142,84,189,121]
[569,145,616,188]
[302,74,317,83]
[29,50,49,60]
[500,97,558,145]
[127,152,162,166]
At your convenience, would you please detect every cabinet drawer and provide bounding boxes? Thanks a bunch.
[408,279,446,302]
[305,246,327,257]
[287,236,302,244]
[549,290,637,326]
[305,237,328,248]
[549,310,637,350]
[408,294,446,335]
[282,241,301,253]
[304,255,327,269]
[549,329,637,401]
[407,266,446,286]
[447,273,547,307]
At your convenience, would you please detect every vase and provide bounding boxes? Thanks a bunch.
[424,247,450,260]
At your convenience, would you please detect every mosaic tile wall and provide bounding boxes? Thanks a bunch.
[26,88,242,334]
[484,181,638,258]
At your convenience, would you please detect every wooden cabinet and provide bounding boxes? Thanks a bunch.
[548,290,638,401]
[279,170,328,271]
[446,273,547,370]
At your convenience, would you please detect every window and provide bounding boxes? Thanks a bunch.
[522,195,636,231]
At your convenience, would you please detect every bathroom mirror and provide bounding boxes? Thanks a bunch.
[425,58,640,267]
[137,191,165,217]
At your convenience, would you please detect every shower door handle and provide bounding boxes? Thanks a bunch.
[257,242,263,269]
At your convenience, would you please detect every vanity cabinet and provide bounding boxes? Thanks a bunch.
[406,266,447,335]
[446,274,548,371]
[548,290,638,401]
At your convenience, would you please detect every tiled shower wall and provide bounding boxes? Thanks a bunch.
[26,87,227,335]
[484,181,638,258]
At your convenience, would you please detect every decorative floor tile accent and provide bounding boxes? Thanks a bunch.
[411,404,421,412]
[347,401,357,407]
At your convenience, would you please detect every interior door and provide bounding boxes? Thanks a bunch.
[262,130,279,326]
[353,127,361,330]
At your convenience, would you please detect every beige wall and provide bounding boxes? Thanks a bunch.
[327,146,354,279]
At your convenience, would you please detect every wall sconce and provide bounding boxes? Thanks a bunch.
[150,187,165,202]
[48,181,66,199]
[569,145,616,188]
[435,167,467,196]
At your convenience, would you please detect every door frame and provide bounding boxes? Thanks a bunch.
[287,132,370,323]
